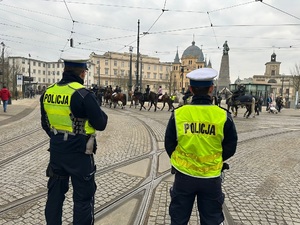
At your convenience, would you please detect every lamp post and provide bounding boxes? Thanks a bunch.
[128,46,133,91]
[1,42,5,87]
[281,75,284,96]
[180,66,186,94]
[28,54,31,85]
[97,65,100,87]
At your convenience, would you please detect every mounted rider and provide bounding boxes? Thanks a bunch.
[112,85,121,96]
[143,84,150,100]
[232,84,245,102]
[157,85,163,99]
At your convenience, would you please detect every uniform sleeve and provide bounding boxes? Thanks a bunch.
[82,92,108,131]
[164,112,177,157]
[222,112,238,161]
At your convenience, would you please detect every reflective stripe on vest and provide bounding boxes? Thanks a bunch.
[43,82,95,135]
[171,105,226,178]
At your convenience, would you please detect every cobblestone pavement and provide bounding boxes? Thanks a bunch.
[0,98,299,225]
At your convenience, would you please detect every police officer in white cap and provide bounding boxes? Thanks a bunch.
[165,68,237,225]
[40,57,108,225]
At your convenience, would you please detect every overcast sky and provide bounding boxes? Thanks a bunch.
[1,0,300,82]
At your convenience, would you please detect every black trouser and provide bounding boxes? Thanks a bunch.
[169,172,224,225]
[45,151,96,225]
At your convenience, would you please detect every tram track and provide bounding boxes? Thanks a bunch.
[2,105,300,224]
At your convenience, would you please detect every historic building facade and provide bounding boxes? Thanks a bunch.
[171,41,211,94]
[252,53,295,107]
[8,52,173,95]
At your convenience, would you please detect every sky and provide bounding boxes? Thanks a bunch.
[1,0,300,82]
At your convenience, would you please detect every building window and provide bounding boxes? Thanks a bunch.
[154,73,157,79]
[121,61,124,67]
[48,78,51,83]
[114,60,117,66]
[38,70,41,74]
[22,68,25,72]
[159,73,163,79]
[105,60,109,66]
[53,79,55,83]
[33,61,36,66]
[271,70,275,76]
[154,65,157,70]
[114,69,117,76]
[33,69,36,74]
[38,62,41,67]
[57,71,60,75]
[147,72,150,79]
[105,68,109,75]
[48,71,50,75]
[38,77,41,82]
[148,65,151,70]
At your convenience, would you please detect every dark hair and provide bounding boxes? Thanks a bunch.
[190,86,210,95]
[64,66,85,76]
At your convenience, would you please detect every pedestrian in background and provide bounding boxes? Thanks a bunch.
[164,68,237,225]
[0,85,11,112]
[40,57,108,225]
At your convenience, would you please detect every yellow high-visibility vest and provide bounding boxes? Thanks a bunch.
[171,105,226,178]
[43,82,95,135]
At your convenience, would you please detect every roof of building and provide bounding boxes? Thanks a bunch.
[182,41,204,62]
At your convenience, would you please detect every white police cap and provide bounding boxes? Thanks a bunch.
[61,55,89,70]
[186,68,218,87]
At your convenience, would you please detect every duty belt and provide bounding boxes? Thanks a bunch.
[50,128,76,141]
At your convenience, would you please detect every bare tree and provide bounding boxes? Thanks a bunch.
[290,63,300,92]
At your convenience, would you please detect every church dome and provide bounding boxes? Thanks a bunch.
[182,41,204,62]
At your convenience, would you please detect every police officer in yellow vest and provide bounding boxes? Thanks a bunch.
[40,57,108,225]
[165,68,237,225]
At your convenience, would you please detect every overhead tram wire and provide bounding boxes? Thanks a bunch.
[259,1,300,22]
[207,12,219,51]
[117,0,169,53]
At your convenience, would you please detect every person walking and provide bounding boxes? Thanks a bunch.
[164,68,238,225]
[40,57,108,225]
[0,85,11,112]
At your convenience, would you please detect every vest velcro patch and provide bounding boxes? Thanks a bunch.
[44,93,70,105]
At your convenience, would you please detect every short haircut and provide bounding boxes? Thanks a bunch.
[64,66,85,76]
[190,85,211,95]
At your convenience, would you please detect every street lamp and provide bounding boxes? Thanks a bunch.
[1,42,5,87]
[281,75,284,96]
[180,66,186,94]
[97,65,100,87]
[128,46,133,92]
[28,54,31,85]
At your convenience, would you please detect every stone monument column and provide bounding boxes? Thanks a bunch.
[217,41,231,91]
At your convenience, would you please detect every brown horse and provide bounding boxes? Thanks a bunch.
[129,91,142,109]
[157,93,174,111]
[104,88,112,107]
[111,92,127,109]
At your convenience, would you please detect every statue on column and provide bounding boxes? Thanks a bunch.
[223,41,230,55]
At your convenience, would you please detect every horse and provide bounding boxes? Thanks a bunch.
[111,92,127,109]
[174,90,192,106]
[139,91,158,111]
[103,88,112,107]
[129,91,142,109]
[157,93,174,111]
[226,95,256,118]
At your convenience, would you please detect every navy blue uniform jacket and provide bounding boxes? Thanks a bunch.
[40,71,108,153]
